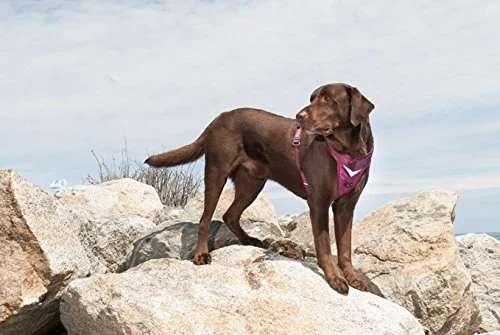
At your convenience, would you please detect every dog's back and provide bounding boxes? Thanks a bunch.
[146,108,296,172]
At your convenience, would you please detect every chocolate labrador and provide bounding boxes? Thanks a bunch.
[146,83,375,294]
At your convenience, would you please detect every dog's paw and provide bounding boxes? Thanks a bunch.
[326,275,349,295]
[193,252,212,265]
[347,277,368,292]
[342,269,369,292]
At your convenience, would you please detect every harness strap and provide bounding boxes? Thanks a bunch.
[292,127,310,194]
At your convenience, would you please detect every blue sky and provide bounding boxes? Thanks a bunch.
[1,1,499,233]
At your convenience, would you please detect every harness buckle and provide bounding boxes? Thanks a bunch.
[292,136,301,146]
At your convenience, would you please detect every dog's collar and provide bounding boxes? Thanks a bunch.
[292,126,373,199]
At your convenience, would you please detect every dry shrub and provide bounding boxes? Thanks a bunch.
[85,143,201,207]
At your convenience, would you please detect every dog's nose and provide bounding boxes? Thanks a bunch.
[296,110,307,122]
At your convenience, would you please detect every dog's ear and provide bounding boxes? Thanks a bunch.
[350,87,374,126]
[310,85,324,102]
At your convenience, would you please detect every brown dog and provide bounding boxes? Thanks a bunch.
[146,83,374,294]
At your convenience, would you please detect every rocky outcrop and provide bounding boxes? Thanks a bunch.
[2,171,488,335]
[456,233,500,333]
[345,190,481,335]
[61,245,425,335]
[0,170,96,335]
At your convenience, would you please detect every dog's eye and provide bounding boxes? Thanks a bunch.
[322,95,330,102]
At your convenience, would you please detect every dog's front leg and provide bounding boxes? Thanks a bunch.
[333,196,368,292]
[308,197,349,295]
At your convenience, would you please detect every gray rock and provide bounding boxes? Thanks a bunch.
[0,170,96,335]
[120,188,286,270]
[61,245,425,335]
[456,233,500,333]
[122,219,283,270]
[345,190,481,335]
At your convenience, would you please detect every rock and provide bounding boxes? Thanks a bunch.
[55,178,163,221]
[287,211,335,254]
[456,233,500,333]
[0,170,96,335]
[79,216,156,272]
[122,219,283,270]
[120,187,287,270]
[56,179,163,272]
[345,190,481,335]
[61,245,425,335]
[180,188,283,234]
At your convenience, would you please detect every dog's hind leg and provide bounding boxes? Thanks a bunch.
[223,166,266,248]
[193,134,246,265]
[193,162,229,265]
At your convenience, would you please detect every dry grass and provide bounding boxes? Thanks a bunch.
[85,142,202,207]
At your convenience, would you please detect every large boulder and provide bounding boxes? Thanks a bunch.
[61,245,425,335]
[122,219,283,270]
[345,190,481,335]
[456,233,500,333]
[81,216,156,272]
[0,170,97,335]
[55,179,163,272]
[55,178,163,221]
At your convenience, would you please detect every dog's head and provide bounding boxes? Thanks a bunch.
[296,83,374,136]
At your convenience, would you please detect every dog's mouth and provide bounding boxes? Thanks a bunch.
[299,119,339,137]
[303,127,333,136]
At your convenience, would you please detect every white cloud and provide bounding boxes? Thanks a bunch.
[1,0,499,206]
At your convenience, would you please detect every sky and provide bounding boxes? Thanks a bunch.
[1,0,499,233]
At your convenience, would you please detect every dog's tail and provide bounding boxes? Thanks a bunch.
[145,132,206,168]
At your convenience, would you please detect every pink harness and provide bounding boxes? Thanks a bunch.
[292,127,373,200]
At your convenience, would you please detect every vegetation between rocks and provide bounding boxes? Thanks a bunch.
[84,142,202,207]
